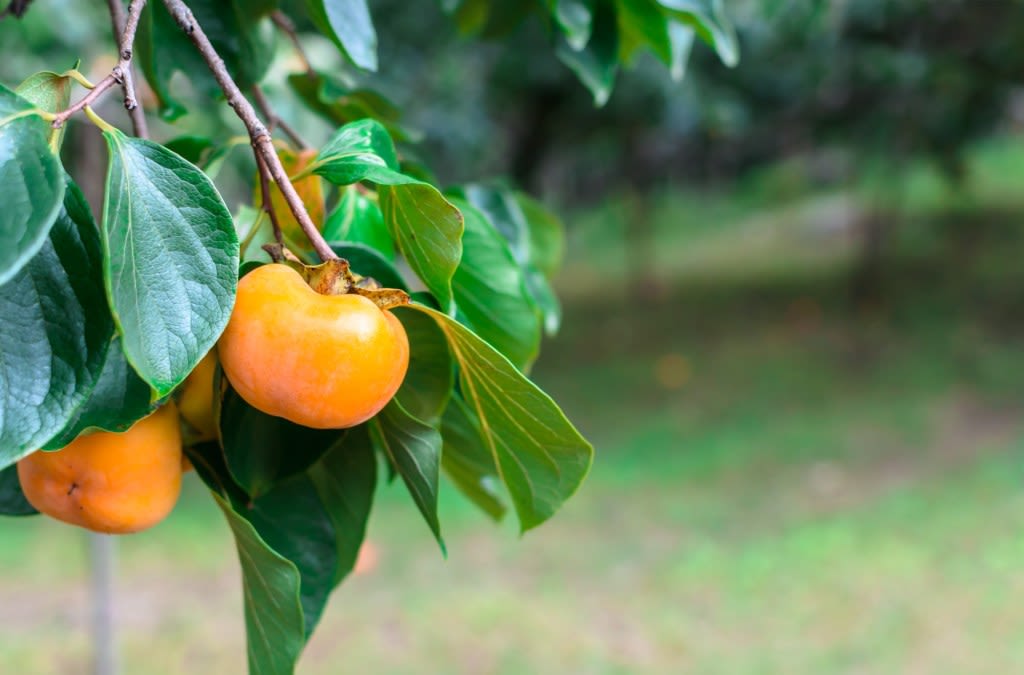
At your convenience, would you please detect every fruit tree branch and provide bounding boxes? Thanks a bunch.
[107,0,149,138]
[53,0,147,131]
[255,152,285,246]
[252,85,310,150]
[162,0,337,263]
[271,11,314,75]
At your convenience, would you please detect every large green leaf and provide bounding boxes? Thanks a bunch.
[393,307,453,424]
[313,120,463,311]
[0,465,37,516]
[42,336,156,450]
[215,494,306,675]
[0,178,112,468]
[323,186,395,259]
[370,400,444,550]
[100,130,238,398]
[307,425,377,585]
[556,0,619,105]
[245,473,338,637]
[410,305,593,532]
[219,383,345,498]
[0,84,65,285]
[441,394,507,522]
[463,185,563,336]
[137,1,276,120]
[449,197,540,370]
[305,0,378,71]
[15,70,74,114]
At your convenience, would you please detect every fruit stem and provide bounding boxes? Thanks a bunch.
[162,0,339,263]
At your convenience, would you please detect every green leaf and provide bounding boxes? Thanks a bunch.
[163,135,215,165]
[15,70,74,113]
[370,400,444,551]
[616,0,672,64]
[313,120,463,311]
[449,197,540,370]
[0,178,112,468]
[305,0,378,71]
[659,0,738,67]
[137,1,276,120]
[286,72,416,142]
[464,185,564,335]
[328,243,406,291]
[219,383,345,498]
[214,494,306,675]
[441,394,506,521]
[393,307,453,424]
[323,187,395,259]
[0,84,65,285]
[0,465,37,516]
[550,0,593,49]
[667,19,696,81]
[245,473,338,638]
[409,305,593,532]
[41,336,156,450]
[307,425,377,585]
[100,130,239,398]
[556,0,619,105]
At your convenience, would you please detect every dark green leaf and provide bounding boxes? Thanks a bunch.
[0,84,65,285]
[100,130,239,398]
[219,382,345,498]
[323,186,395,259]
[286,72,416,142]
[163,135,215,165]
[449,197,540,370]
[214,494,306,675]
[0,178,112,468]
[441,394,506,521]
[42,336,156,450]
[616,0,671,64]
[246,473,338,637]
[393,307,454,424]
[328,243,406,291]
[514,191,566,279]
[307,425,377,585]
[556,0,619,105]
[0,465,37,516]
[370,400,444,551]
[410,305,593,532]
[304,0,378,71]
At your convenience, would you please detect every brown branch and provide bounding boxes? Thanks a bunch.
[107,0,149,138]
[54,0,148,131]
[270,11,314,75]
[255,152,284,246]
[162,0,337,262]
[252,85,310,150]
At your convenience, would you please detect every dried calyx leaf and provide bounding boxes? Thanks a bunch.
[263,244,410,311]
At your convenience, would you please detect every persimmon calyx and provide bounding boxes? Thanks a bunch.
[262,244,411,311]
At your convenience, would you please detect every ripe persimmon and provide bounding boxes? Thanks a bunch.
[177,351,218,442]
[218,264,409,429]
[17,404,184,534]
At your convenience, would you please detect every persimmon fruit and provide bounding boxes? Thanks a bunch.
[177,351,218,442]
[17,404,184,534]
[217,264,410,429]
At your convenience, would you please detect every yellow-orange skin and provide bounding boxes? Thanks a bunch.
[17,404,183,534]
[218,264,410,429]
[177,351,218,442]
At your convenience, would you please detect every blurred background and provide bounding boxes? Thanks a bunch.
[5,0,1024,672]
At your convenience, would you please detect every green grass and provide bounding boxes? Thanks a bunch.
[5,138,1024,673]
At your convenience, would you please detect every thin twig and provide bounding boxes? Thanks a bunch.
[270,10,314,75]
[251,85,310,150]
[255,152,285,246]
[53,0,148,131]
[107,0,149,138]
[162,0,336,262]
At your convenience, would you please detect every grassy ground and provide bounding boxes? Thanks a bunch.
[5,138,1024,673]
